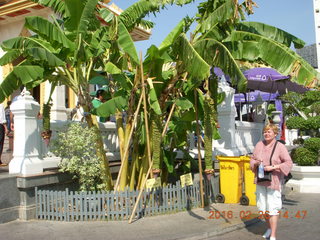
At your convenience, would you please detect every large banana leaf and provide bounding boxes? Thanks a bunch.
[119,0,161,30]
[147,78,162,115]
[99,8,114,24]
[26,48,65,66]
[0,66,44,102]
[95,95,128,117]
[198,24,227,42]
[158,19,187,54]
[236,22,305,49]
[172,33,210,82]
[143,45,166,82]
[163,149,177,174]
[24,16,75,50]
[226,31,320,87]
[64,0,86,31]
[1,36,58,53]
[0,50,21,66]
[89,76,108,85]
[119,0,193,31]
[105,62,122,74]
[112,74,132,91]
[30,0,66,16]
[195,0,236,33]
[117,20,139,66]
[175,97,193,110]
[193,38,247,92]
[75,0,99,35]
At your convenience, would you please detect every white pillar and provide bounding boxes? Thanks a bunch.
[9,91,43,175]
[213,77,240,156]
[46,83,68,121]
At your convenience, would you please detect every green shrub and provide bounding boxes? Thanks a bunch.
[286,116,307,130]
[292,138,304,145]
[286,116,320,131]
[304,138,320,153]
[51,123,105,191]
[306,116,320,130]
[291,147,317,166]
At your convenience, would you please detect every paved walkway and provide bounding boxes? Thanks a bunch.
[0,191,318,240]
[0,201,260,240]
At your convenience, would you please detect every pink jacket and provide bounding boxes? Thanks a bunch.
[250,139,293,191]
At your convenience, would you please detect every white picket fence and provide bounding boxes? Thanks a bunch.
[35,177,217,221]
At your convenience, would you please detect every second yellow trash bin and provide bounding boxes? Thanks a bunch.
[216,156,242,204]
[240,156,256,206]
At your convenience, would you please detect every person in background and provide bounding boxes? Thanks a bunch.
[4,101,13,152]
[0,103,8,166]
[4,101,11,132]
[250,123,293,240]
[71,102,84,122]
[92,89,107,122]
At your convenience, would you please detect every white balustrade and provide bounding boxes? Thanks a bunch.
[9,81,277,176]
[233,121,264,155]
[42,120,120,162]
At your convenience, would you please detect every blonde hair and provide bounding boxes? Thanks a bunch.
[263,123,279,135]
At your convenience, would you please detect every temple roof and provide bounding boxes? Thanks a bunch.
[0,0,151,41]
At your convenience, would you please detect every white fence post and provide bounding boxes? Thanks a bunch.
[9,90,44,175]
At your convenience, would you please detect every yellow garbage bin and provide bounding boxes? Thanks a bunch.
[216,156,242,204]
[240,156,256,206]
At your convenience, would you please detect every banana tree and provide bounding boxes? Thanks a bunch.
[0,0,148,190]
[180,0,319,176]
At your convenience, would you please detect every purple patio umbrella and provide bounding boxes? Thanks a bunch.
[244,68,309,94]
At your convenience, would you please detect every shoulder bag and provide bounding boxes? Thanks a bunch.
[257,141,278,183]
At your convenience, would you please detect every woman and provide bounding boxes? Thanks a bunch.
[250,123,292,240]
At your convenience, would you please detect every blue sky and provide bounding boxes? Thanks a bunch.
[112,0,316,55]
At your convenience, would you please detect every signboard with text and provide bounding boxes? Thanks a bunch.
[180,173,193,187]
[146,177,161,190]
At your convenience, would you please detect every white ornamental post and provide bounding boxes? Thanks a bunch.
[214,76,239,156]
[272,111,282,140]
[9,90,43,175]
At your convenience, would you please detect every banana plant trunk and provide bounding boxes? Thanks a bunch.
[118,119,134,191]
[81,92,113,190]
[203,95,215,179]
[151,112,163,178]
